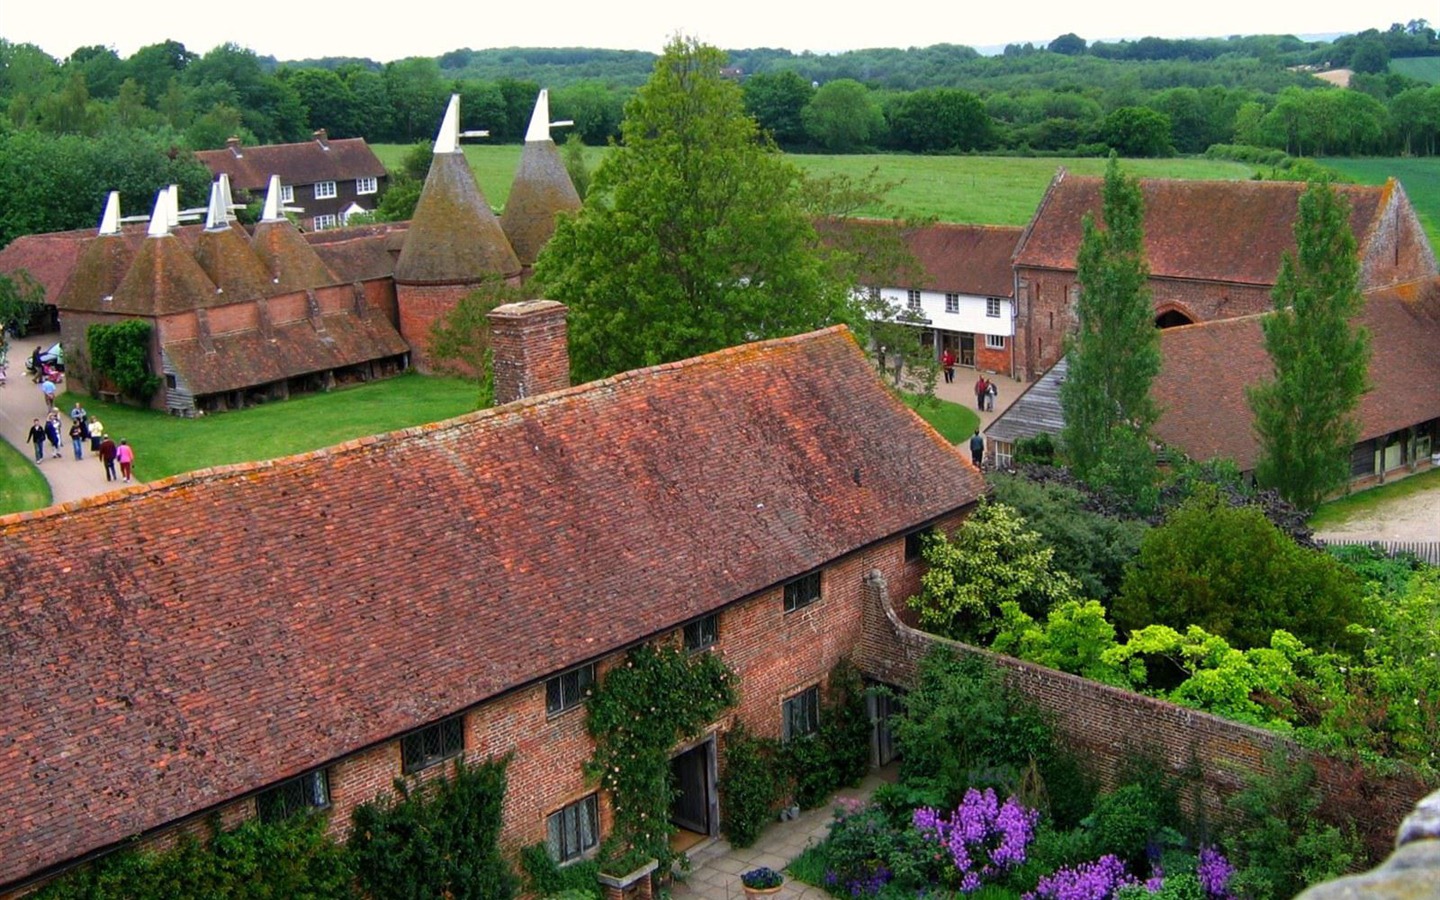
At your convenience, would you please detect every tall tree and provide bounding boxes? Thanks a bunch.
[1060,154,1160,510]
[1246,180,1370,511]
[533,37,855,381]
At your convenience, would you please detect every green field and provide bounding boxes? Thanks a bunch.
[0,437,50,515]
[374,144,1257,225]
[1390,57,1440,84]
[1322,156,1440,247]
[57,373,480,483]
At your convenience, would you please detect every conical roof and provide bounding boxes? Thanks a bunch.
[252,219,339,293]
[110,234,222,316]
[501,137,581,266]
[195,225,279,300]
[396,97,520,284]
[56,232,142,313]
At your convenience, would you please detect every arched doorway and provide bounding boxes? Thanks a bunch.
[1155,308,1194,328]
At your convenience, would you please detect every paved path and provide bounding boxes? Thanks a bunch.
[0,345,121,508]
[671,767,895,899]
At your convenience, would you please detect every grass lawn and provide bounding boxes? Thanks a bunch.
[0,438,50,516]
[372,145,1257,225]
[60,372,480,483]
[1321,156,1440,249]
[1308,466,1440,530]
[1389,57,1440,84]
[901,391,979,444]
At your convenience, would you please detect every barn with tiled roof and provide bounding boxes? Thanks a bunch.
[0,322,982,893]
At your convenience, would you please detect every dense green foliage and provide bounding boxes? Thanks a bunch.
[783,660,874,809]
[1060,155,1160,512]
[33,813,353,899]
[585,642,737,873]
[348,757,517,900]
[1248,180,1371,511]
[533,38,857,382]
[911,499,1082,642]
[718,722,784,847]
[427,275,537,408]
[1113,485,1365,651]
[86,319,160,400]
[519,842,601,899]
[0,269,45,335]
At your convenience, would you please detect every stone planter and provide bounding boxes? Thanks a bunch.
[742,884,783,899]
[597,858,659,900]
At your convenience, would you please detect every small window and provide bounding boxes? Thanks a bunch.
[782,686,820,741]
[256,769,330,823]
[783,571,821,613]
[312,214,338,231]
[355,176,378,195]
[867,286,881,302]
[546,663,596,716]
[905,526,934,562]
[547,794,599,862]
[986,298,1002,317]
[944,293,959,314]
[994,441,1014,469]
[907,289,922,311]
[280,184,295,204]
[401,715,464,774]
[986,334,1006,349]
[165,374,177,389]
[314,180,337,199]
[684,614,718,652]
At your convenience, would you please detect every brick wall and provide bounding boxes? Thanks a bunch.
[857,570,1433,862]
[396,282,473,372]
[488,300,571,404]
[975,342,1011,376]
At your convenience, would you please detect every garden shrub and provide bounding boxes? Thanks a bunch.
[87,319,161,400]
[988,475,1147,601]
[33,812,353,899]
[1084,784,1168,867]
[1225,751,1359,900]
[719,721,782,847]
[892,649,1057,809]
[519,843,600,899]
[348,756,517,900]
[782,659,873,809]
[1113,484,1366,652]
[1012,432,1058,466]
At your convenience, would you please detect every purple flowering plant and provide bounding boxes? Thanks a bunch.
[912,787,1040,893]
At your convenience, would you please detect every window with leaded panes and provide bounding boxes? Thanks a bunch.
[256,769,330,822]
[547,794,599,862]
[546,663,595,716]
[782,686,820,741]
[783,571,821,613]
[400,714,464,773]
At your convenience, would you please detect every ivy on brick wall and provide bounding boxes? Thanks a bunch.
[783,658,874,809]
[585,642,738,874]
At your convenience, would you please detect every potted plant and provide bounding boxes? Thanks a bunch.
[741,866,784,898]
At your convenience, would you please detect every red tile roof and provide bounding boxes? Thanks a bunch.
[904,223,1022,297]
[305,223,408,283]
[1154,279,1440,469]
[396,152,520,283]
[0,230,92,303]
[163,312,410,395]
[0,325,982,888]
[252,220,339,292]
[1014,175,1386,286]
[195,138,385,192]
[109,235,222,315]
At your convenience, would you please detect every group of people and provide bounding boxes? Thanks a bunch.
[23,400,134,482]
[974,375,998,412]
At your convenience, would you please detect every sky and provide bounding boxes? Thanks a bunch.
[1,0,1429,63]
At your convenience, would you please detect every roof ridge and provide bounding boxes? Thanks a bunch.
[0,326,859,528]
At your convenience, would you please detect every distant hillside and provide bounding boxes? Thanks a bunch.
[1391,56,1440,84]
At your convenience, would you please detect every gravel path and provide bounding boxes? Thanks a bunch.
[1313,478,1440,544]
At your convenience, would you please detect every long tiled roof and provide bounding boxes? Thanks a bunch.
[987,280,1440,470]
[0,230,92,303]
[0,326,983,889]
[195,138,385,191]
[163,313,410,396]
[905,223,1022,297]
[1013,176,1386,285]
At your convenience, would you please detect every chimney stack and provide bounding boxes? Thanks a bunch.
[487,300,569,404]
[313,128,329,149]
[226,136,242,156]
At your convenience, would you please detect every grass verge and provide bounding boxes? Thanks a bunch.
[60,372,480,483]
[0,437,51,515]
[901,391,980,444]
[1308,466,1440,530]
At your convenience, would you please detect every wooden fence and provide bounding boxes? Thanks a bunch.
[1319,539,1440,565]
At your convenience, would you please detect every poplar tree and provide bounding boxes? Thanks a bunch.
[534,37,855,382]
[1247,180,1370,511]
[1060,154,1161,510]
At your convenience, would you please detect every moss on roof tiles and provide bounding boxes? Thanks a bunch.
[252,219,340,292]
[501,139,581,266]
[195,226,279,300]
[109,235,221,316]
[396,152,520,284]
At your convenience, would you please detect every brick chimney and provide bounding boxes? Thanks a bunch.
[487,300,569,404]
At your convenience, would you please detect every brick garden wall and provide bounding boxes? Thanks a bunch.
[857,570,1434,863]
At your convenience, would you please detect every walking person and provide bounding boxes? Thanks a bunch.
[941,348,956,384]
[99,434,118,482]
[40,377,55,411]
[44,414,61,459]
[974,375,988,411]
[985,380,998,412]
[969,429,985,468]
[116,439,135,483]
[26,418,46,463]
[69,420,85,460]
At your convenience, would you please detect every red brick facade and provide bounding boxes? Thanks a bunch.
[489,300,571,404]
